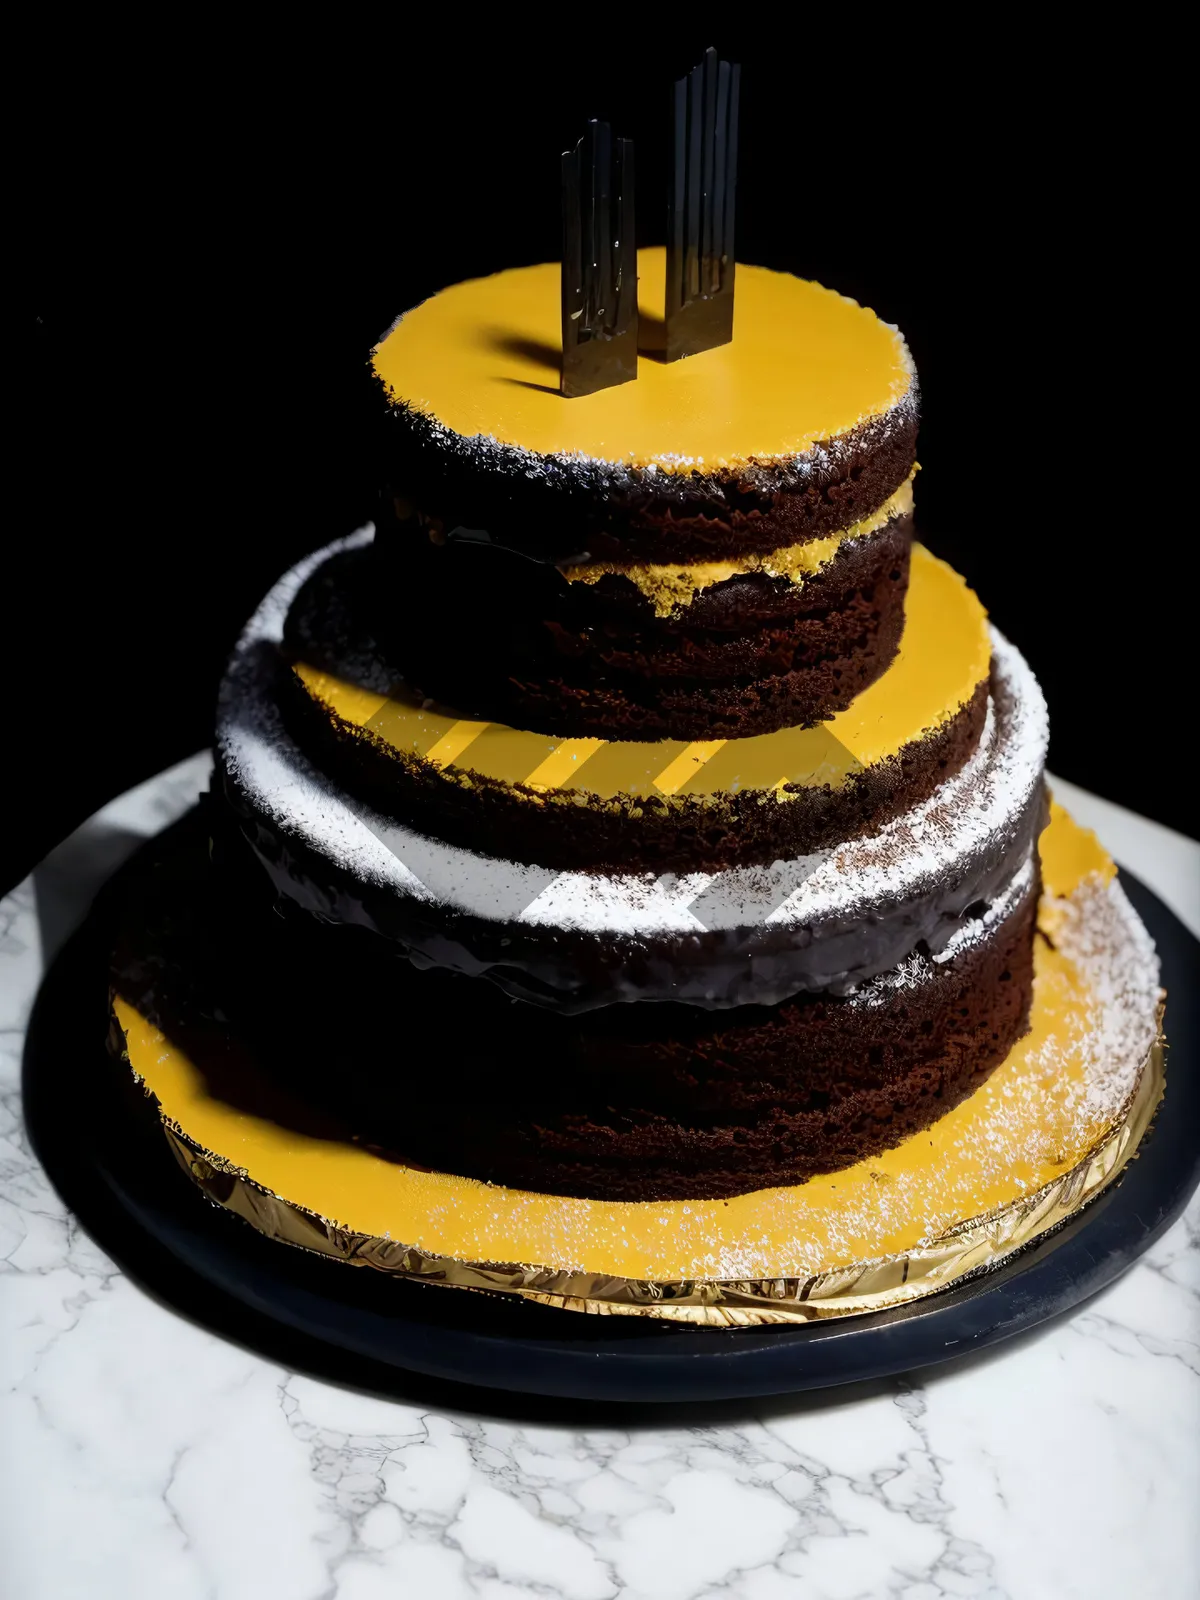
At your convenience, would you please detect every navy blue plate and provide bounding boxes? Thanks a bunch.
[24,823,1200,1406]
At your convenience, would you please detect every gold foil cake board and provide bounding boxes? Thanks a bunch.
[111,808,1165,1327]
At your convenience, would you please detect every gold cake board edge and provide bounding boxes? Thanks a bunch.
[150,1028,1164,1330]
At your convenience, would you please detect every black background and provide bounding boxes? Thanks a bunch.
[14,31,1191,893]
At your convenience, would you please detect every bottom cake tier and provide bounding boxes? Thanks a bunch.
[107,805,1164,1325]
[179,837,1043,1203]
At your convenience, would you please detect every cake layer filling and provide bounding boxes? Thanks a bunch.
[559,475,916,618]
[217,544,1046,1013]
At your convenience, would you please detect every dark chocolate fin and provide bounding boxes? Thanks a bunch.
[665,48,740,362]
[561,120,638,398]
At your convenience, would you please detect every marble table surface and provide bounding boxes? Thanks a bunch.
[2,755,1197,1600]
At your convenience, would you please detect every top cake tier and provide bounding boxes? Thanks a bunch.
[371,246,918,565]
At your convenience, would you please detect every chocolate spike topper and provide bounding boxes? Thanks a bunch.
[665,47,741,362]
[560,120,638,398]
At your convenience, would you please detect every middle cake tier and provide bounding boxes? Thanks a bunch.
[216,532,1047,1016]
[262,532,993,875]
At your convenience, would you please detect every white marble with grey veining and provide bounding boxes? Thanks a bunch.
[1,755,1197,1600]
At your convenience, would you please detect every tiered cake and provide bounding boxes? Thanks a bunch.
[110,248,1163,1321]
[219,250,1041,1200]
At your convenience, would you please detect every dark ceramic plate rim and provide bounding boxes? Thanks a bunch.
[24,819,1200,1405]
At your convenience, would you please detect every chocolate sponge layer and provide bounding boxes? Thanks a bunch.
[371,511,913,740]
[375,392,919,565]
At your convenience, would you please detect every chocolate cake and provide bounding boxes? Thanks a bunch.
[189,245,1056,1204]
[96,58,1168,1331]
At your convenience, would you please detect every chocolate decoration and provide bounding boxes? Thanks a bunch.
[561,121,638,397]
[666,48,740,361]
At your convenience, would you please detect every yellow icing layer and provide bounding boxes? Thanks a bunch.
[372,246,913,471]
[561,475,915,619]
[113,811,1141,1283]
[1041,797,1117,896]
[294,543,989,802]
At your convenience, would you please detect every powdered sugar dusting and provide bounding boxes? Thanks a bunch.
[218,531,435,907]
[1038,874,1162,1135]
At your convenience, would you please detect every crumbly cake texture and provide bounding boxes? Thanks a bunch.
[371,248,919,564]
[216,536,1046,1014]
[111,808,1162,1255]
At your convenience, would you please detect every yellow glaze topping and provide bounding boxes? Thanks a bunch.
[1041,797,1117,896]
[113,811,1143,1283]
[372,246,913,471]
[294,543,989,802]
[561,475,915,618]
